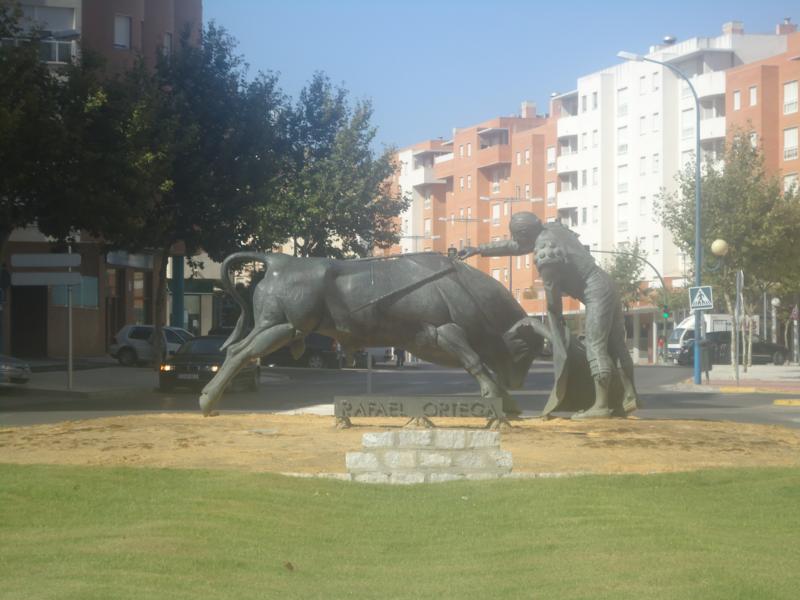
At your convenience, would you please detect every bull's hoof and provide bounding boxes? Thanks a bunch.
[571,407,613,420]
[199,392,217,417]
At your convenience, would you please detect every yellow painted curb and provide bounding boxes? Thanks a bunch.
[773,399,800,406]
[718,386,757,394]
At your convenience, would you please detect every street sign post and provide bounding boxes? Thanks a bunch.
[688,285,714,311]
[10,251,82,390]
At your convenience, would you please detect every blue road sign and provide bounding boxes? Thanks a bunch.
[689,286,714,311]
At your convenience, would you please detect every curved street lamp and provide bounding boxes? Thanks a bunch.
[618,50,704,383]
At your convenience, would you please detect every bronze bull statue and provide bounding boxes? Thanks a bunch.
[199,251,550,417]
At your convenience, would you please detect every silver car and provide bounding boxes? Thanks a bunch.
[0,355,32,385]
[109,325,194,366]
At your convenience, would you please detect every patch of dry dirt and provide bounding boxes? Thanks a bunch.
[2,414,800,475]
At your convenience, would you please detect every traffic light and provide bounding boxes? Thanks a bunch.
[662,306,670,320]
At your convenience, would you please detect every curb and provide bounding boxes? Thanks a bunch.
[680,378,800,395]
[773,399,800,406]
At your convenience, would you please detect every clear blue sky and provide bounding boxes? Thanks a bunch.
[204,0,798,151]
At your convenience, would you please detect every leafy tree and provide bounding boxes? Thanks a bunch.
[260,72,407,258]
[107,24,288,362]
[0,0,66,256]
[657,132,800,314]
[601,239,646,309]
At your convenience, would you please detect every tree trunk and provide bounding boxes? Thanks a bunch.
[152,244,172,372]
[0,228,12,264]
[723,292,736,372]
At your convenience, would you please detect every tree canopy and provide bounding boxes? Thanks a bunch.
[657,133,800,312]
[259,72,408,258]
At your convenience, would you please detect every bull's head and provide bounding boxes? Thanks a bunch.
[495,320,547,389]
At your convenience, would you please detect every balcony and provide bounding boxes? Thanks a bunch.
[433,153,454,179]
[409,166,444,188]
[700,116,725,141]
[693,71,725,99]
[477,144,511,169]
[1,37,76,64]
[557,115,580,138]
[557,189,581,210]
[556,153,580,174]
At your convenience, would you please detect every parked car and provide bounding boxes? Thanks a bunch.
[677,331,789,366]
[109,325,194,366]
[262,332,341,369]
[159,336,259,391]
[0,355,31,386]
[353,347,394,367]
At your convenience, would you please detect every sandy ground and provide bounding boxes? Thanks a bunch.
[2,413,800,475]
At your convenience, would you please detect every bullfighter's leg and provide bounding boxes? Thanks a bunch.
[609,310,639,414]
[199,323,296,416]
[435,323,521,417]
[573,300,614,420]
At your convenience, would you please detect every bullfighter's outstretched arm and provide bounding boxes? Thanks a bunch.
[459,238,534,259]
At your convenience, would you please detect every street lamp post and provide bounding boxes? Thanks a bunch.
[618,50,704,384]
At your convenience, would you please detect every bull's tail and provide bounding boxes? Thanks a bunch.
[219,251,270,351]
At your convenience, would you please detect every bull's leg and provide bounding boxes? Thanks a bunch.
[199,323,295,416]
[435,323,521,417]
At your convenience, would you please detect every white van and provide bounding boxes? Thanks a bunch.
[666,314,734,362]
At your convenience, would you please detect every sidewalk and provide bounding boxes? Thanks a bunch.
[682,363,800,395]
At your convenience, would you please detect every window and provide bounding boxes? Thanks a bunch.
[681,108,694,140]
[503,202,509,216]
[524,183,531,199]
[423,193,431,209]
[749,132,758,148]
[592,129,598,148]
[581,207,587,224]
[652,112,659,132]
[524,148,530,164]
[785,81,798,115]
[546,146,556,170]
[491,203,501,226]
[546,182,556,205]
[784,173,798,194]
[639,75,646,95]
[639,115,646,135]
[592,91,598,109]
[581,132,588,151]
[749,86,757,107]
[617,126,628,155]
[617,87,629,117]
[467,207,472,219]
[733,90,741,111]
[639,156,647,176]
[682,150,693,166]
[459,208,464,219]
[162,32,173,57]
[784,127,798,161]
[592,167,598,185]
[504,268,509,282]
[516,151,521,166]
[652,153,660,173]
[467,174,472,189]
[581,170,587,187]
[491,269,501,281]
[617,164,628,193]
[516,256,522,269]
[467,143,472,157]
[592,205,599,223]
[459,176,464,190]
[424,218,432,236]
[617,202,628,232]
[129,326,152,341]
[114,15,132,49]
[580,95,586,112]
[639,195,648,216]
[652,235,660,254]
[459,145,464,157]
[652,71,659,91]
[525,254,531,268]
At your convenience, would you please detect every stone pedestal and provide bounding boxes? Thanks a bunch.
[346,429,512,484]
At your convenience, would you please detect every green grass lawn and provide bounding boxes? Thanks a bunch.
[1,465,799,599]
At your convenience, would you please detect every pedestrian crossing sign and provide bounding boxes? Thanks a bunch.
[688,286,714,311]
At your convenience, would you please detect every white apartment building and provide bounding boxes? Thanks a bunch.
[552,21,789,286]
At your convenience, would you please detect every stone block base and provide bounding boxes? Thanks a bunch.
[346,429,512,484]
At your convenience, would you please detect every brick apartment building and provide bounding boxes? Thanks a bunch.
[1,0,202,358]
